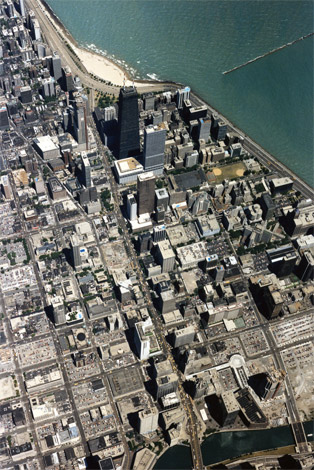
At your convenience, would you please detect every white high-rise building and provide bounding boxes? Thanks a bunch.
[104,106,116,121]
[134,317,160,360]
[138,407,159,434]
[126,194,137,221]
[176,86,190,109]
[19,0,25,16]
[31,18,41,41]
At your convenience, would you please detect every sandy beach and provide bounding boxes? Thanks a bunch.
[38,0,161,88]
[71,44,152,88]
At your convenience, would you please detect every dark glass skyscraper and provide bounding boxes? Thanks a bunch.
[137,172,155,216]
[117,86,140,159]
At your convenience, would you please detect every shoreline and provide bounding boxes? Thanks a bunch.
[189,89,314,192]
[39,0,181,89]
[36,0,313,190]
[32,0,313,190]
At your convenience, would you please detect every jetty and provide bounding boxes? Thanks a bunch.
[223,32,314,75]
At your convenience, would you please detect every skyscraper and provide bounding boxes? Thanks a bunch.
[176,86,190,109]
[137,407,159,435]
[51,52,62,82]
[298,251,314,282]
[126,194,137,221]
[81,153,91,188]
[31,18,41,41]
[73,96,87,147]
[19,0,25,16]
[198,117,211,142]
[143,124,166,175]
[0,104,9,130]
[1,175,13,199]
[137,172,155,216]
[117,86,140,159]
[62,66,74,92]
[70,235,82,269]
[219,391,240,426]
[104,106,116,121]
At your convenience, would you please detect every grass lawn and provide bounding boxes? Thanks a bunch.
[207,162,247,184]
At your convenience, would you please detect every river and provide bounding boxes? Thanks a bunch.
[154,420,314,469]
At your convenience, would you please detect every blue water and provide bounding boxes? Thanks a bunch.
[46,0,314,185]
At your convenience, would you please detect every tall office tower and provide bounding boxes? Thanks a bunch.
[36,43,46,59]
[153,225,167,243]
[81,154,91,188]
[126,194,137,221]
[73,97,87,146]
[63,109,72,132]
[263,286,284,319]
[298,251,314,282]
[19,0,25,16]
[248,372,284,401]
[52,299,66,326]
[260,193,276,220]
[137,232,153,253]
[172,326,195,348]
[51,52,62,81]
[1,175,13,199]
[137,172,155,216]
[20,86,32,104]
[137,407,159,435]
[31,18,41,41]
[219,391,240,426]
[198,117,211,142]
[62,66,74,92]
[104,105,116,121]
[70,235,82,269]
[176,86,190,109]
[155,188,169,212]
[143,124,166,175]
[143,92,155,111]
[267,245,297,277]
[155,374,178,399]
[117,86,140,159]
[42,78,55,98]
[156,240,175,273]
[0,104,9,130]
[6,1,14,18]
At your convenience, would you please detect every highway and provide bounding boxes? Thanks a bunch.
[28,0,313,203]
[26,0,180,98]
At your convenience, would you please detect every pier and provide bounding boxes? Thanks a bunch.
[223,32,314,75]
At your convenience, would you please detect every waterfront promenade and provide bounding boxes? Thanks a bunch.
[26,0,180,97]
[27,0,313,197]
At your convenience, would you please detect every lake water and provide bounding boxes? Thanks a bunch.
[46,0,313,186]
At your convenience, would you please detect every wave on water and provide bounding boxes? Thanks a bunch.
[84,42,141,78]
[147,72,160,81]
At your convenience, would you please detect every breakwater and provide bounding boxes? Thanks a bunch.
[223,32,314,74]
